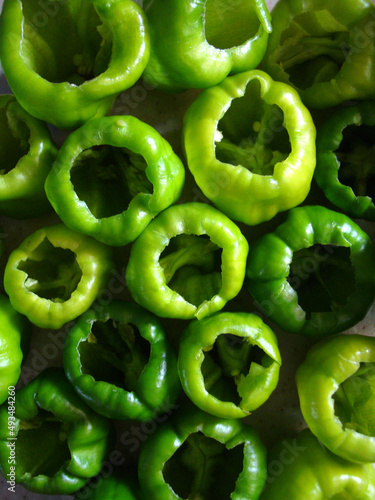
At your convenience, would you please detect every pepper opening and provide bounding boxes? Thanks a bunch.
[18,238,83,302]
[204,0,261,49]
[202,334,274,406]
[0,104,30,175]
[71,145,153,219]
[288,244,355,318]
[78,320,151,392]
[163,431,244,499]
[275,10,350,90]
[19,0,111,84]
[159,235,222,307]
[17,409,71,477]
[215,79,291,176]
[333,362,375,437]
[336,124,375,200]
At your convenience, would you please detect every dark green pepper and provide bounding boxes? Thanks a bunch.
[142,0,272,92]
[75,471,140,500]
[138,405,267,500]
[4,223,113,329]
[260,429,375,499]
[0,0,150,129]
[0,294,31,405]
[296,334,375,463]
[183,70,316,226]
[262,0,375,108]
[126,202,249,320]
[315,101,375,220]
[64,300,180,421]
[178,312,281,419]
[0,94,57,218]
[246,205,375,337]
[45,115,185,247]
[0,368,114,495]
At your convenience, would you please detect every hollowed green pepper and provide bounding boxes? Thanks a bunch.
[296,334,375,463]
[183,70,316,226]
[126,202,249,320]
[0,0,150,129]
[0,368,114,495]
[0,294,31,405]
[0,94,57,218]
[262,0,375,108]
[64,300,180,421]
[260,429,375,499]
[45,115,185,247]
[315,101,375,220]
[138,405,267,500]
[4,223,113,330]
[142,0,272,92]
[178,312,281,419]
[246,205,375,337]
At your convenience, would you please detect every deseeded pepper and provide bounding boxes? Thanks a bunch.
[4,223,113,330]
[0,368,114,495]
[64,300,180,421]
[0,0,150,129]
[138,405,267,500]
[315,101,375,220]
[0,94,57,218]
[183,70,316,226]
[246,205,375,337]
[178,312,281,419]
[296,334,375,463]
[126,202,249,320]
[142,0,272,92]
[45,115,185,247]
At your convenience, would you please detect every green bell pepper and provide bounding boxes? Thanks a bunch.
[0,0,150,129]
[45,115,185,247]
[0,94,57,218]
[0,367,114,495]
[138,405,267,500]
[126,202,249,320]
[262,0,375,108]
[260,429,375,499]
[178,312,281,419]
[142,0,272,92]
[0,294,31,405]
[315,101,375,220]
[183,70,316,226]
[64,299,180,421]
[75,471,140,500]
[246,205,375,337]
[4,223,113,330]
[296,334,375,463]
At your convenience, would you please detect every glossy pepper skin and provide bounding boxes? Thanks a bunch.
[0,295,31,405]
[75,472,140,500]
[315,101,375,220]
[178,312,281,419]
[260,429,375,499]
[0,368,114,495]
[0,0,150,129]
[4,223,113,330]
[246,205,375,337]
[142,0,272,92]
[126,202,249,321]
[138,405,267,500]
[296,334,375,463]
[45,115,185,247]
[183,70,316,226]
[0,94,57,218]
[64,300,180,421]
[262,0,375,109]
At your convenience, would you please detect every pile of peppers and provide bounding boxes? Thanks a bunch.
[0,0,375,497]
